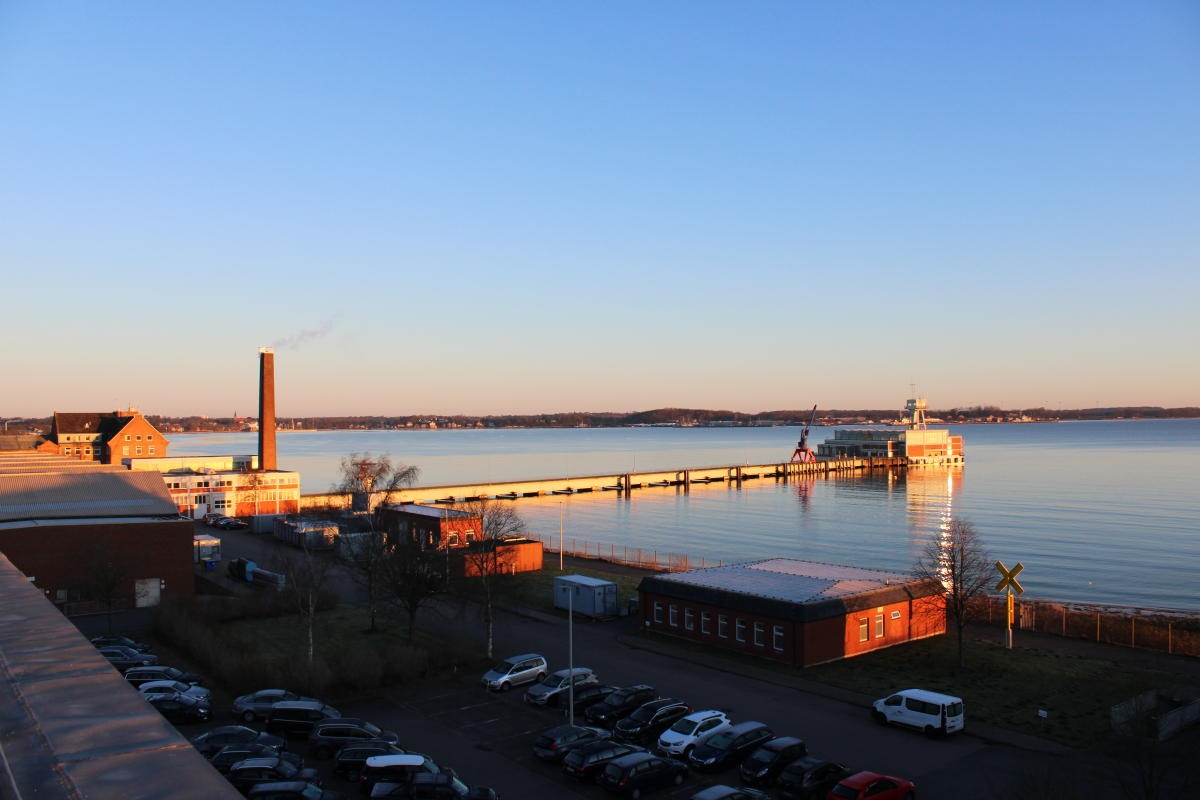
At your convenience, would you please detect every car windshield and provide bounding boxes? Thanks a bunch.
[540,674,565,688]
[830,784,858,799]
[491,660,517,673]
[668,718,699,735]
[300,785,323,800]
[628,705,657,722]
[362,721,382,736]
[705,731,734,749]
[277,759,299,778]
[744,750,771,767]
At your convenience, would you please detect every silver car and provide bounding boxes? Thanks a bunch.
[481,653,547,691]
[232,689,318,723]
[524,667,599,706]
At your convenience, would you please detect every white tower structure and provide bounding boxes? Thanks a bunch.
[905,397,928,430]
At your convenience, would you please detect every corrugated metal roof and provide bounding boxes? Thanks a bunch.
[653,558,917,603]
[0,471,178,522]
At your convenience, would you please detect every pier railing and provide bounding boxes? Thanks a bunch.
[532,534,723,573]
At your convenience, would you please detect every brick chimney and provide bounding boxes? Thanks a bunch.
[258,347,277,471]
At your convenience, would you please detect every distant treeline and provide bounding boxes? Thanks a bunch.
[6,406,1196,434]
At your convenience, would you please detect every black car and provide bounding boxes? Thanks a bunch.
[247,781,346,800]
[191,725,286,758]
[562,683,618,717]
[532,724,612,762]
[98,645,159,671]
[90,635,151,652]
[217,516,250,529]
[585,684,657,728]
[687,721,774,772]
[562,739,645,782]
[775,756,853,800]
[398,772,496,799]
[125,665,205,688]
[738,735,807,785]
[597,751,687,797]
[264,701,343,739]
[211,744,304,775]
[332,741,407,779]
[613,699,690,745]
[307,718,400,759]
[146,692,211,724]
[227,756,321,794]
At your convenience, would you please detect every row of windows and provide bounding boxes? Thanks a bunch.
[857,614,889,642]
[652,602,785,652]
[123,433,155,441]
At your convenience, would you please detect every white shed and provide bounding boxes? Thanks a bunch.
[554,574,618,618]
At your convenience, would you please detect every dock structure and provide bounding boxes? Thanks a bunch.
[299,456,910,511]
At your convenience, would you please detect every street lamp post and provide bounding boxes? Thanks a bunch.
[559,501,564,571]
[567,585,575,725]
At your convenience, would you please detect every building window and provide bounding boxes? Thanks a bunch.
[684,608,694,631]
[135,446,142,455]
[63,448,72,456]
[214,500,227,509]
[858,618,869,643]
[718,615,729,639]
[753,622,765,647]
[875,614,885,639]
[700,612,711,635]
[149,446,156,455]
[735,619,746,643]
[773,625,784,651]
[446,532,460,546]
[124,435,131,441]
[146,434,153,441]
[669,605,678,627]
[122,446,130,456]
[136,434,142,440]
[652,602,663,623]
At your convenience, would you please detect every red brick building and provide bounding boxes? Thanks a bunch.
[638,559,946,667]
[42,409,170,465]
[377,503,544,577]
[0,469,194,613]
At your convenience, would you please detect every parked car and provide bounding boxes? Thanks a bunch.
[248,782,346,800]
[738,735,807,785]
[597,751,688,797]
[217,516,250,529]
[332,741,407,780]
[562,739,645,782]
[227,756,321,794]
[871,688,964,737]
[211,744,304,775]
[687,721,774,772]
[359,753,442,795]
[776,757,853,800]
[204,512,226,526]
[190,725,286,758]
[524,667,599,707]
[234,689,319,722]
[613,699,690,745]
[389,772,495,799]
[307,718,400,759]
[656,709,731,758]
[264,700,342,739]
[90,635,151,652]
[146,692,211,724]
[826,770,915,800]
[98,645,158,671]
[137,679,212,702]
[532,723,612,762]
[562,683,618,717]
[585,684,657,728]
[125,665,205,688]
[480,652,547,691]
[689,787,770,800]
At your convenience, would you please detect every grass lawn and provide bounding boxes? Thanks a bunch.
[497,560,646,614]
[802,634,1200,748]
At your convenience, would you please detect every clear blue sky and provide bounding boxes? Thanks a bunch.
[3,1,1197,417]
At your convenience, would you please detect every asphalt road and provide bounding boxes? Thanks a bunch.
[189,524,1148,799]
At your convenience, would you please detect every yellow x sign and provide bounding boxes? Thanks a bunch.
[995,560,1025,594]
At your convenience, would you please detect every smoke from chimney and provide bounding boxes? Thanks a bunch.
[258,348,277,471]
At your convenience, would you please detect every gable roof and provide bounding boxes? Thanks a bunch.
[50,411,142,442]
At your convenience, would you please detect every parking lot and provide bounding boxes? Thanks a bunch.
[180,524,1127,799]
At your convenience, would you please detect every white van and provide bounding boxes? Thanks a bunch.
[872,688,964,736]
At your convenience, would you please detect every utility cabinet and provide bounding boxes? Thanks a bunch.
[554,574,618,618]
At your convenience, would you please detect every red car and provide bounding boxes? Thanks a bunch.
[828,770,915,799]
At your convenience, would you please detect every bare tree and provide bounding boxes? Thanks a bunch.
[380,547,445,642]
[453,498,526,660]
[912,517,993,668]
[335,452,419,632]
[333,452,420,514]
[275,541,338,690]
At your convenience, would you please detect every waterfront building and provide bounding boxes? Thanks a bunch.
[376,503,544,576]
[816,397,964,465]
[42,408,170,464]
[637,558,945,667]
[128,455,301,520]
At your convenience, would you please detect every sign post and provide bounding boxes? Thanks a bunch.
[995,560,1025,649]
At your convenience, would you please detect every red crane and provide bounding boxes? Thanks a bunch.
[790,405,819,463]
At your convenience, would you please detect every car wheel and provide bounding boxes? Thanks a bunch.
[242,710,257,723]
[536,671,547,682]
[630,789,642,799]
[672,772,684,786]
[499,681,510,692]
[683,745,694,758]
[872,710,886,725]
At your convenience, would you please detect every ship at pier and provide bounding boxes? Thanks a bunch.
[816,397,964,465]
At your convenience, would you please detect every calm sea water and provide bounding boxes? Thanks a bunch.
[169,420,1200,612]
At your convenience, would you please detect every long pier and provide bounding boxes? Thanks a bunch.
[299,456,910,510]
